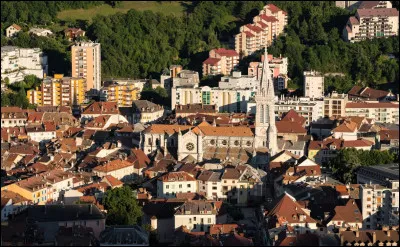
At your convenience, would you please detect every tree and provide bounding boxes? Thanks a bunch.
[15,87,29,108]
[102,186,143,226]
[1,93,11,106]
[329,148,396,184]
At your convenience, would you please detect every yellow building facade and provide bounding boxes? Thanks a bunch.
[27,74,87,106]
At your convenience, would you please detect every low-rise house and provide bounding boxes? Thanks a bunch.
[29,28,53,37]
[142,199,186,243]
[1,107,28,127]
[332,120,358,140]
[221,164,267,205]
[131,100,164,124]
[348,86,396,101]
[308,138,374,164]
[81,102,120,122]
[1,175,48,205]
[64,28,86,41]
[277,139,306,157]
[93,159,136,182]
[26,122,56,143]
[101,175,123,189]
[157,171,197,198]
[276,121,307,142]
[197,170,223,200]
[42,170,74,202]
[1,191,31,221]
[379,129,399,154]
[175,104,218,118]
[85,115,129,130]
[326,199,362,232]
[5,24,21,37]
[174,200,218,233]
[266,193,319,234]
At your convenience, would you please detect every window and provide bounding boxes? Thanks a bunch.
[187,184,191,188]
[208,218,211,223]
[166,185,169,189]
[212,186,217,190]
[194,217,196,221]
[179,184,182,188]
[189,218,192,223]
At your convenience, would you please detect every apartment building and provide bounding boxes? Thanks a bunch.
[174,201,217,233]
[249,96,324,126]
[343,8,399,42]
[27,74,87,106]
[324,92,349,118]
[235,4,287,57]
[235,24,268,57]
[345,101,399,124]
[304,71,324,99]
[71,41,101,90]
[202,48,239,76]
[157,171,197,198]
[1,107,28,127]
[100,82,140,107]
[197,170,223,200]
[360,184,398,229]
[172,85,254,113]
[1,46,48,83]
[218,71,259,90]
[259,4,288,34]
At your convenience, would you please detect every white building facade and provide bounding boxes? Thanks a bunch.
[1,46,48,83]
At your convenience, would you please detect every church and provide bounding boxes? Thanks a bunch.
[140,47,278,168]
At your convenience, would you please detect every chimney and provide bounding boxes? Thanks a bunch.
[372,232,377,243]
[387,231,391,237]
[355,231,359,238]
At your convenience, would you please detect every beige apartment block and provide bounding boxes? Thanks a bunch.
[71,41,101,90]
[304,71,324,99]
[343,8,399,42]
[324,92,349,118]
[259,4,288,34]
[202,48,239,76]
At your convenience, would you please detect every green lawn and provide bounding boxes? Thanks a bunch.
[57,1,190,22]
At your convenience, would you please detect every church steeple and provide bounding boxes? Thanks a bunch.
[254,46,277,156]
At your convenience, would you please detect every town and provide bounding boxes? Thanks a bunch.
[1,1,399,246]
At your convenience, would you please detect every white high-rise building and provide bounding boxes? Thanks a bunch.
[71,41,101,91]
[1,46,48,83]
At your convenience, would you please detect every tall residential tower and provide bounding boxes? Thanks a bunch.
[71,41,101,91]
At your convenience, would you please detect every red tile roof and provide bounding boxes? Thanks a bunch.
[82,102,119,115]
[333,120,358,133]
[266,4,282,13]
[203,57,221,66]
[349,16,359,25]
[267,194,317,224]
[246,24,263,33]
[256,21,268,29]
[209,224,241,235]
[159,171,196,182]
[309,139,342,150]
[212,48,239,57]
[131,148,151,169]
[260,14,279,22]
[43,122,56,131]
[276,121,307,134]
[342,139,374,148]
[102,175,123,187]
[348,86,392,100]
[357,8,399,17]
[281,109,306,126]
[86,115,111,128]
[27,112,44,123]
[93,159,133,173]
[379,129,399,141]
[346,102,399,108]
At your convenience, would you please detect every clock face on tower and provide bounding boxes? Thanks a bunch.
[259,128,266,135]
[186,142,195,151]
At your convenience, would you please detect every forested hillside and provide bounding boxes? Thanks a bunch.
[1,1,399,94]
